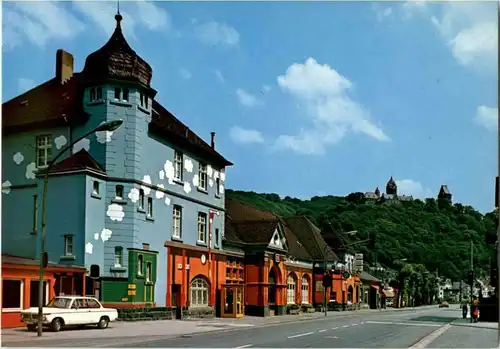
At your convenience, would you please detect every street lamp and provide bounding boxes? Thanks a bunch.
[37,120,123,336]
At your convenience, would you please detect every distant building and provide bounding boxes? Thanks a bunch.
[437,185,452,203]
[363,176,413,203]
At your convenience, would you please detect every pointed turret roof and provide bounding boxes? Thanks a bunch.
[82,12,153,86]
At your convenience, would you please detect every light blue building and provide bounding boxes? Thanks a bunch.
[2,12,231,308]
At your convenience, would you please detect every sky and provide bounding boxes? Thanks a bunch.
[2,1,498,213]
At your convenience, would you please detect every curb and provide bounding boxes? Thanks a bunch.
[450,322,498,331]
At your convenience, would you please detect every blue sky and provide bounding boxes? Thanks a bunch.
[3,1,498,212]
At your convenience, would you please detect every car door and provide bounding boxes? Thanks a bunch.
[72,299,90,325]
[64,299,82,325]
[86,298,102,323]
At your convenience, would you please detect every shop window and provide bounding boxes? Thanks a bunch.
[287,275,296,304]
[29,280,48,307]
[2,279,23,310]
[301,277,309,304]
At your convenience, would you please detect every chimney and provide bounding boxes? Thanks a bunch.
[56,49,74,84]
[210,132,216,149]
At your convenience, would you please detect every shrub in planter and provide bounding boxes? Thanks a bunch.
[301,304,313,313]
[287,304,300,315]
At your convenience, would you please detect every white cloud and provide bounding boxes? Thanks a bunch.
[106,204,124,222]
[17,78,35,93]
[73,138,90,153]
[180,68,192,80]
[195,21,240,46]
[404,1,497,70]
[13,152,24,165]
[236,88,260,107]
[375,6,393,22]
[395,179,434,199]
[100,228,113,242]
[274,58,389,155]
[215,69,225,83]
[475,105,497,131]
[229,126,265,145]
[3,2,84,50]
[54,135,68,150]
[134,0,171,31]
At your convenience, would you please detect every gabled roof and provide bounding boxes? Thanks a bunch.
[49,149,105,174]
[2,74,87,136]
[282,216,337,261]
[439,185,451,195]
[149,100,232,167]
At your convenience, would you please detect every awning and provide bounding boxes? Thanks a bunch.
[383,290,395,298]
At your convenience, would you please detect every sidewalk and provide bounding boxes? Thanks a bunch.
[0,305,434,347]
[451,318,498,330]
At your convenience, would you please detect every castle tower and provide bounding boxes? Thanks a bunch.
[375,187,380,197]
[438,185,452,202]
[386,176,397,195]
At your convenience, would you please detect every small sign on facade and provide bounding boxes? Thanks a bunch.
[128,284,136,290]
[201,254,207,265]
[128,290,136,296]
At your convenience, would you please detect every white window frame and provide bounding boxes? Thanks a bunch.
[36,135,52,169]
[147,197,153,217]
[301,277,310,304]
[174,151,183,181]
[197,213,207,243]
[190,277,209,308]
[138,255,144,275]
[287,275,296,304]
[198,164,207,191]
[172,205,182,239]
[64,235,74,256]
[215,178,220,196]
[2,279,24,312]
[146,262,152,282]
[114,246,123,267]
[92,181,100,196]
[139,189,145,210]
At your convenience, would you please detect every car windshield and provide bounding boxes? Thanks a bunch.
[46,297,72,309]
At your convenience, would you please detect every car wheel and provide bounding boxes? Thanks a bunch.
[98,317,109,329]
[51,318,63,332]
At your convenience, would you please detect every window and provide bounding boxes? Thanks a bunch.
[36,135,52,168]
[97,87,103,100]
[301,277,309,304]
[114,246,123,267]
[2,279,23,310]
[214,228,219,247]
[90,88,96,101]
[172,205,182,239]
[123,88,129,101]
[114,87,121,99]
[29,280,48,307]
[139,189,145,210]
[92,181,100,196]
[146,262,152,282]
[147,197,153,217]
[190,277,209,307]
[64,235,74,256]
[115,185,124,199]
[287,275,296,304]
[140,92,145,107]
[87,299,100,308]
[197,212,207,243]
[174,151,183,180]
[32,195,38,232]
[198,164,207,191]
[215,178,220,196]
[138,255,143,275]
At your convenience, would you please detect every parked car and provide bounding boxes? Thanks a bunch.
[21,296,118,332]
[439,301,449,308]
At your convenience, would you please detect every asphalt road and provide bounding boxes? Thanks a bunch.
[114,307,498,348]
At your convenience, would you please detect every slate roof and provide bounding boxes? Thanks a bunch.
[224,198,333,261]
[282,216,337,261]
[2,254,86,270]
[2,73,87,136]
[360,271,379,282]
[49,149,105,174]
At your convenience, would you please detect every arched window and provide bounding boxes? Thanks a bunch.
[190,277,209,307]
[287,275,296,304]
[301,277,309,304]
[137,255,143,275]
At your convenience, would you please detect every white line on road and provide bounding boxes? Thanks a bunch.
[366,320,440,328]
[408,324,451,348]
[332,326,339,330]
[352,323,358,326]
[234,345,253,349]
[287,332,314,339]
[318,329,327,333]
[360,322,365,325]
[325,336,338,339]
[342,325,349,328]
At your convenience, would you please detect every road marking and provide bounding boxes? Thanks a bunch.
[342,324,349,328]
[360,322,365,325]
[287,332,314,339]
[352,323,358,326]
[366,320,440,328]
[318,329,327,333]
[408,324,452,349]
[234,345,253,349]
[325,336,338,339]
[332,326,339,329]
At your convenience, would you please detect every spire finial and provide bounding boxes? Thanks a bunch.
[115,0,123,25]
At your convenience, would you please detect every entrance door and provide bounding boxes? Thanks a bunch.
[235,287,244,318]
[172,284,182,319]
[223,287,234,317]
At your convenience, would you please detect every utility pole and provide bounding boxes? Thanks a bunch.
[470,240,474,323]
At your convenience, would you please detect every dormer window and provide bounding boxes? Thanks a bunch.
[123,88,129,102]
[114,87,121,100]
[140,92,144,107]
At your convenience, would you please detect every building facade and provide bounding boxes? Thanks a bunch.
[2,12,231,313]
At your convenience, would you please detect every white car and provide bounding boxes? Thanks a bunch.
[21,296,118,332]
